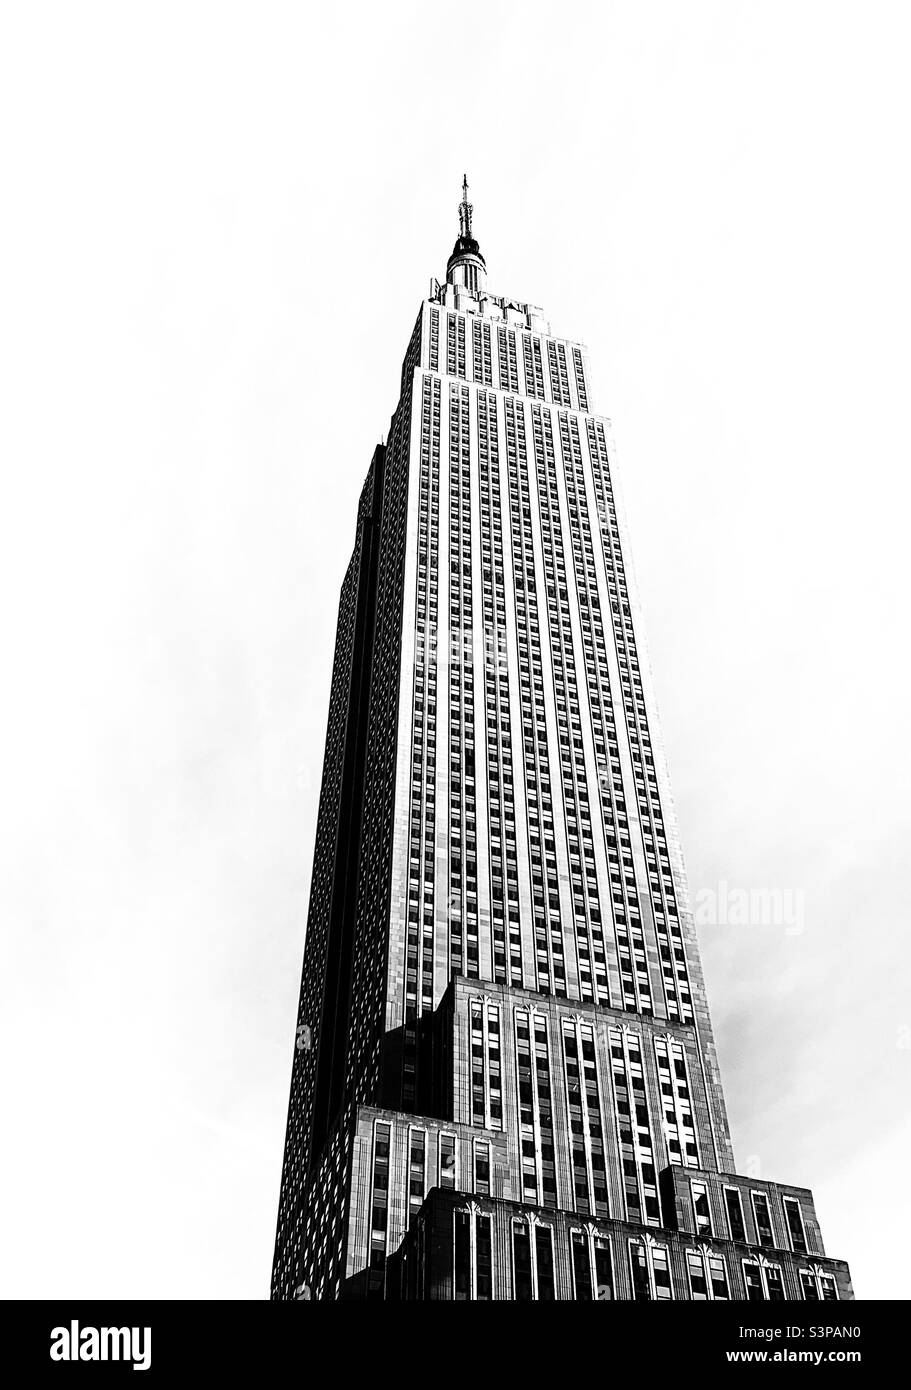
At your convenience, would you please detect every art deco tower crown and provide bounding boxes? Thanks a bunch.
[446,174,487,294]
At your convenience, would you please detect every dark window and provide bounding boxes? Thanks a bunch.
[513,1223,533,1301]
[476,1215,492,1301]
[454,1211,470,1301]
[536,1226,556,1301]
[573,1231,593,1300]
[784,1198,807,1254]
[725,1188,746,1241]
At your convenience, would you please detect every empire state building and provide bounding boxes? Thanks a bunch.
[271,180,852,1302]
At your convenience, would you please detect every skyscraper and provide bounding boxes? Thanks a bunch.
[271,181,852,1302]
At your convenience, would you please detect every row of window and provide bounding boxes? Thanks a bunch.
[371,1098,812,1265]
[428,308,589,410]
[368,1108,818,1297]
[452,1211,838,1302]
[718,1183,810,1255]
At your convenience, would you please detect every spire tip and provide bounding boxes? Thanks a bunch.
[458,174,472,239]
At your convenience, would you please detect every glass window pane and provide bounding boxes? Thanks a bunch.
[454,1211,470,1301]
[476,1215,492,1300]
[513,1222,534,1301]
[536,1226,556,1301]
[573,1231,593,1301]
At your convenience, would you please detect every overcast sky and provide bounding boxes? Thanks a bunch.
[1,1,909,1300]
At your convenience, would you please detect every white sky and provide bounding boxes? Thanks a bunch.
[1,1,909,1299]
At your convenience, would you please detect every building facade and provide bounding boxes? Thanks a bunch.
[271,181,852,1302]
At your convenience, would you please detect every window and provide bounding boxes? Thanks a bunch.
[743,1260,764,1301]
[454,1205,494,1300]
[784,1197,808,1254]
[687,1247,729,1301]
[629,1237,673,1301]
[692,1181,712,1236]
[513,1221,533,1300]
[513,1219,556,1300]
[408,1128,425,1220]
[800,1266,839,1301]
[743,1259,784,1301]
[454,1210,470,1301]
[593,1237,614,1300]
[439,1133,456,1189]
[686,1249,708,1300]
[725,1187,746,1241]
[751,1191,775,1248]
[476,1215,492,1300]
[536,1225,556,1301]
[709,1253,729,1300]
[572,1230,593,1301]
[629,1241,650,1301]
[570,1228,614,1300]
[474,1140,490,1197]
[652,1245,673,1299]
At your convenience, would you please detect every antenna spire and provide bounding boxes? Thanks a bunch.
[447,174,486,291]
[459,173,473,239]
